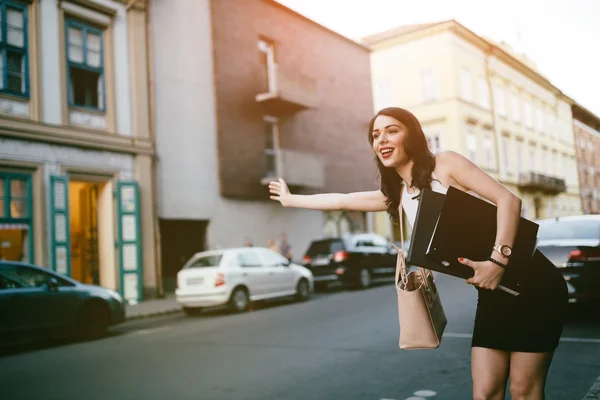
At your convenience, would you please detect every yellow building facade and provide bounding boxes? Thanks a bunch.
[364,21,582,240]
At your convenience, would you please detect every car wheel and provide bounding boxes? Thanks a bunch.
[295,278,310,301]
[229,287,250,313]
[77,302,109,341]
[183,306,203,316]
[358,268,371,289]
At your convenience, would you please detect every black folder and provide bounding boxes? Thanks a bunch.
[425,186,539,295]
[406,189,469,278]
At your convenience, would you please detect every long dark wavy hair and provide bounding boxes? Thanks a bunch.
[367,107,436,223]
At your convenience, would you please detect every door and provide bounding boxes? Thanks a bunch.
[237,250,269,297]
[116,181,142,303]
[256,248,295,293]
[50,176,71,277]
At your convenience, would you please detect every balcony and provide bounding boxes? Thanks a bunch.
[261,149,325,188]
[256,64,317,115]
[517,172,567,194]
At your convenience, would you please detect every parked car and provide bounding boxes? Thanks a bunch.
[536,215,600,305]
[176,247,313,314]
[0,261,126,346]
[303,233,397,290]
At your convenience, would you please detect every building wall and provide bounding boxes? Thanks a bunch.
[574,119,600,214]
[151,0,220,220]
[367,22,581,238]
[211,0,377,199]
[0,0,157,299]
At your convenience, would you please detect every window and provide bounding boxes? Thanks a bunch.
[183,254,223,269]
[377,77,394,107]
[467,131,477,163]
[264,117,279,177]
[529,145,536,172]
[478,77,489,109]
[460,68,472,102]
[1,265,72,288]
[510,93,519,122]
[537,219,600,241]
[0,173,31,263]
[502,138,510,174]
[483,135,493,169]
[426,133,441,154]
[541,148,549,172]
[536,107,544,132]
[420,68,437,102]
[256,248,288,266]
[237,251,262,267]
[552,151,557,177]
[546,113,555,138]
[0,1,28,96]
[66,20,104,110]
[258,38,275,93]
[524,101,533,127]
[516,142,523,174]
[495,87,506,117]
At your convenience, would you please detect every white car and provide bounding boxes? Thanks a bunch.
[176,247,314,314]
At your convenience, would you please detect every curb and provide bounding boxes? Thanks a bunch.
[125,306,182,321]
[583,375,600,400]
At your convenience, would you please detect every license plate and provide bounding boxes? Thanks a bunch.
[314,274,337,281]
[312,258,329,266]
[187,277,204,285]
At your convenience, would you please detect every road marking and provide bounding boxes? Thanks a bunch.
[444,332,600,344]
[128,325,172,336]
[414,390,437,397]
[404,397,426,400]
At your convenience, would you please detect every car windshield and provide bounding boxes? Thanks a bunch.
[306,240,345,256]
[183,254,223,269]
[537,219,600,241]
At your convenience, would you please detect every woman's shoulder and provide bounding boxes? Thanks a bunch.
[434,151,460,178]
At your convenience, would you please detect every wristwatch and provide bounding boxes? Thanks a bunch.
[493,244,512,258]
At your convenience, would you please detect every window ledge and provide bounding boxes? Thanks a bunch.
[69,105,105,116]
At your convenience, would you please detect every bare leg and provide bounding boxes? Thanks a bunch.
[509,351,554,400]
[471,347,510,400]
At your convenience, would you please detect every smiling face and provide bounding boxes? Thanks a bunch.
[371,114,411,168]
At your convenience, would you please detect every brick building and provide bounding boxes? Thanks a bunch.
[151,0,376,292]
[572,103,600,214]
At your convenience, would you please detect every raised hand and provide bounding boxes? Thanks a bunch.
[458,257,505,290]
[269,178,291,207]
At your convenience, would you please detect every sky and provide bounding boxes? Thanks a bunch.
[276,0,600,117]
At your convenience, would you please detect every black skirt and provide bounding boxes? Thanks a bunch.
[471,250,569,353]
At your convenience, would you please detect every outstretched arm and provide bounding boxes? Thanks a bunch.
[269,179,388,212]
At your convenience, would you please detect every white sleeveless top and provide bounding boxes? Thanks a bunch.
[402,173,481,228]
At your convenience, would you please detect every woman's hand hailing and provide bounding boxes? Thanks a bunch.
[269,178,291,207]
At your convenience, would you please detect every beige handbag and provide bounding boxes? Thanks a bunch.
[392,187,447,350]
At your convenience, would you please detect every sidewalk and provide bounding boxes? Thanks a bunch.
[125,295,181,320]
[583,374,600,400]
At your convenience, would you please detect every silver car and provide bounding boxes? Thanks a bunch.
[176,247,314,314]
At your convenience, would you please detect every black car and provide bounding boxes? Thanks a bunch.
[536,215,600,306]
[303,233,398,289]
[0,261,126,346]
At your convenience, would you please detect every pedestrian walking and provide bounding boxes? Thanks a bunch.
[278,233,292,262]
[268,107,568,400]
[267,239,278,252]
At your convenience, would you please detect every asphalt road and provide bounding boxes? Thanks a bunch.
[1,274,599,400]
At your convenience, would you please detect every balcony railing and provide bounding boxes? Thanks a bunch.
[256,64,317,115]
[261,149,325,188]
[517,172,567,194]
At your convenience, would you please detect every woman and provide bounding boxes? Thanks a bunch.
[269,107,568,400]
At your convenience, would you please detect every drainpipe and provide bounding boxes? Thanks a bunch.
[144,0,164,297]
[484,46,504,181]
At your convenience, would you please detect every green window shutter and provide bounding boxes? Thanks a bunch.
[49,176,71,276]
[116,181,142,303]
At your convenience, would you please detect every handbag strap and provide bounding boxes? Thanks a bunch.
[392,184,430,292]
